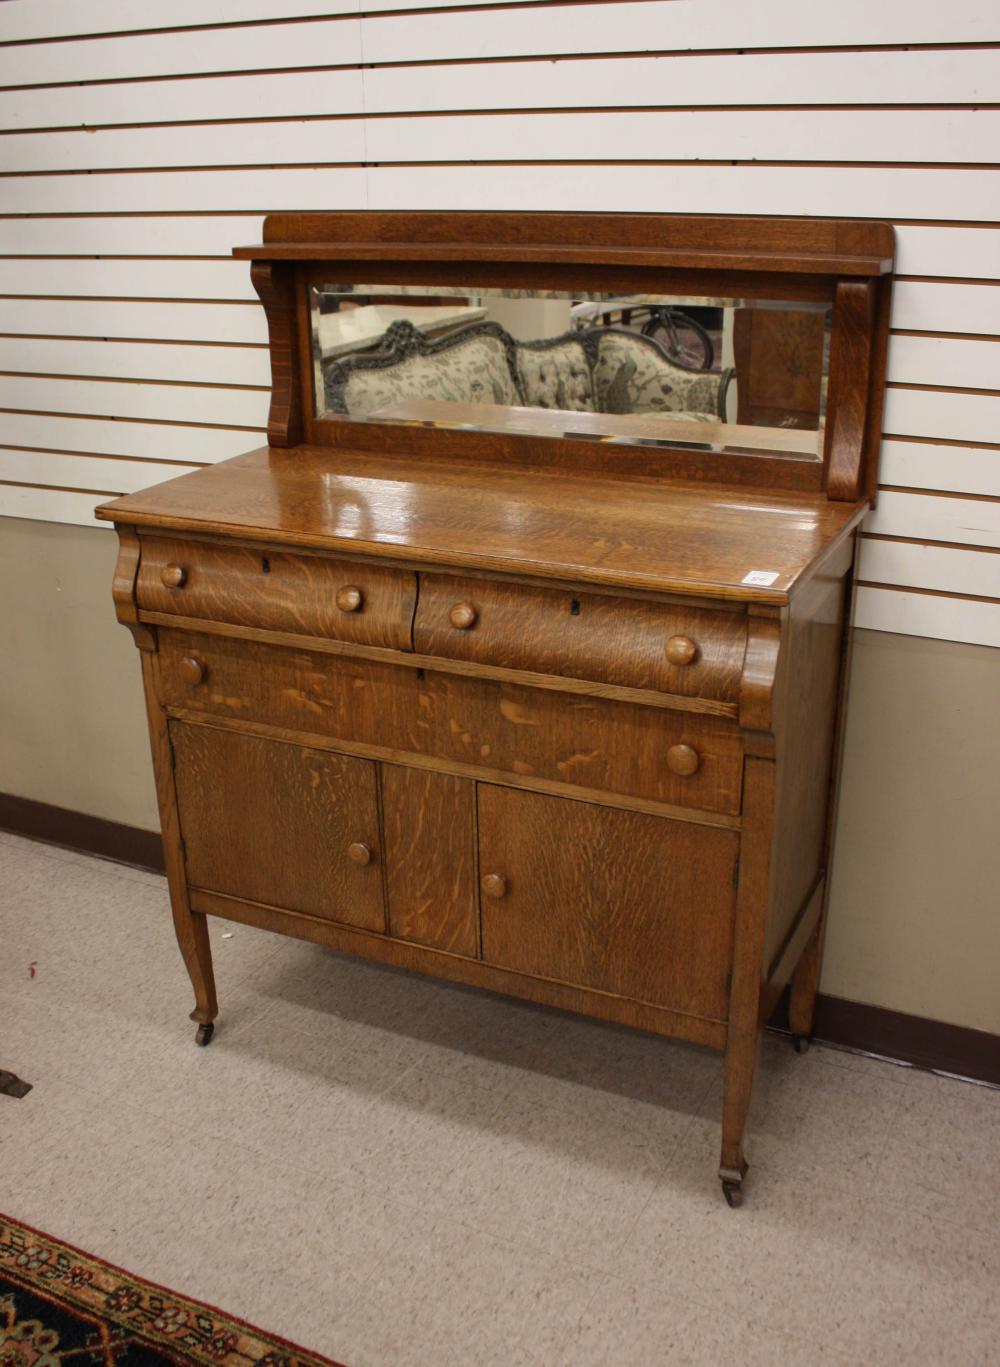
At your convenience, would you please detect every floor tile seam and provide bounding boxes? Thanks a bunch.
[542,1265,616,1362]
[875,1177,998,1239]
[225,1130,382,1192]
[410,1047,720,1134]
[370,1051,529,1122]
[813,1045,916,1078]
[595,1168,674,1274]
[208,993,427,1059]
[227,991,437,1049]
[808,1061,914,1097]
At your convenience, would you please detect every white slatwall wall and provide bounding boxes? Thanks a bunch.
[1,0,998,647]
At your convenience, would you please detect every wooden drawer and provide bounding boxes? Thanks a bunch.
[478,785,737,1018]
[158,629,744,816]
[413,573,746,701]
[136,534,416,649]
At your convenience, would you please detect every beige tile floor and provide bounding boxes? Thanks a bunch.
[2,828,998,1366]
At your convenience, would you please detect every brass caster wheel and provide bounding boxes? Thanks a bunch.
[195,1022,215,1047]
[793,1034,810,1054]
[721,1179,744,1209]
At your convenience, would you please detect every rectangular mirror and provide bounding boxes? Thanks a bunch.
[310,284,831,462]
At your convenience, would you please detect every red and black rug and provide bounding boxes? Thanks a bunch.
[0,1214,347,1367]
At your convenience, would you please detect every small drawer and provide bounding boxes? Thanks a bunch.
[413,574,746,701]
[158,629,744,816]
[136,535,415,650]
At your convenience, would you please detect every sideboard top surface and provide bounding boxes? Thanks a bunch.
[97,445,865,603]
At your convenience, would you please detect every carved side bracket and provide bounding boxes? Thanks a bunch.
[738,608,783,756]
[251,260,303,447]
[823,280,876,502]
[112,524,157,652]
[864,277,893,508]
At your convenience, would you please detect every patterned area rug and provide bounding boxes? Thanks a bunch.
[0,1214,347,1367]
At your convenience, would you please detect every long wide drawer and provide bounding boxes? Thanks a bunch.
[136,534,416,649]
[414,573,747,701]
[158,629,744,816]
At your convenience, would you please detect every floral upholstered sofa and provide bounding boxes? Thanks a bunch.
[322,318,728,422]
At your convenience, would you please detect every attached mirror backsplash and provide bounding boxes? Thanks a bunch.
[310,284,830,462]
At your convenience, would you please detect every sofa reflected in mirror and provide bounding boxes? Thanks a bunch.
[310,285,830,461]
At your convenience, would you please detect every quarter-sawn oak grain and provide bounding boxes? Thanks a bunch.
[478,785,738,1020]
[171,723,385,932]
[98,446,866,605]
[157,628,745,815]
[414,573,748,702]
[381,765,479,958]
[100,209,894,1205]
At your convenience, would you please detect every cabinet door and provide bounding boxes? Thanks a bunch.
[478,785,737,1019]
[171,722,384,931]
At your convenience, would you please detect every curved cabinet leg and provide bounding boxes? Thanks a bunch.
[140,650,219,1043]
[172,904,218,1036]
[789,914,824,1052]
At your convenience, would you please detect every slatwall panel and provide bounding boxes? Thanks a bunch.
[1,3,998,647]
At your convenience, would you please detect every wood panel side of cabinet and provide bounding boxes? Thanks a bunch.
[381,765,479,958]
[763,536,855,978]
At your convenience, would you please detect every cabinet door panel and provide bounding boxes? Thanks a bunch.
[478,785,736,1019]
[381,765,478,957]
[171,722,384,930]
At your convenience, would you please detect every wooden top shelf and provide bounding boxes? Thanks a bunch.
[233,210,895,277]
[233,240,892,276]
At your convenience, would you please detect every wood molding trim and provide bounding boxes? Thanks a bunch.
[770,991,1000,1089]
[0,792,165,874]
[1,791,995,1088]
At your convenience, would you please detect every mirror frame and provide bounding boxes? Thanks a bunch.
[234,211,894,504]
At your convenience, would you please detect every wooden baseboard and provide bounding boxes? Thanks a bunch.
[810,995,998,1088]
[0,792,164,873]
[2,791,996,1086]
[769,990,999,1088]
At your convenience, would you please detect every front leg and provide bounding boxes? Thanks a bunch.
[720,1017,761,1206]
[141,650,219,1045]
[718,753,775,1205]
[171,902,218,1045]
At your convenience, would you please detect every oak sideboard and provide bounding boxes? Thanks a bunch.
[98,211,894,1203]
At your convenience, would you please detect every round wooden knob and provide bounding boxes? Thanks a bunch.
[449,602,478,631]
[347,842,372,866]
[665,635,699,667]
[161,564,186,589]
[179,656,205,686]
[481,873,507,899]
[336,585,363,613]
[666,744,701,777]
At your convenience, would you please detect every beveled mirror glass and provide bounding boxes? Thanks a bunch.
[311,284,831,461]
